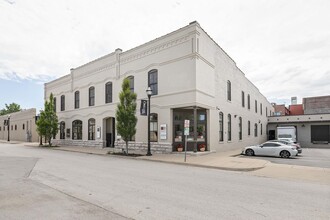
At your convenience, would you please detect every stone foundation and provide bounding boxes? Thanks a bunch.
[115,141,172,154]
[51,139,173,153]
[52,139,105,148]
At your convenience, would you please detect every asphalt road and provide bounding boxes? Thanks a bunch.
[1,143,329,220]
[240,148,330,168]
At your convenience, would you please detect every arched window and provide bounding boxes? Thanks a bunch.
[72,120,82,140]
[88,118,95,140]
[74,91,80,109]
[239,117,242,140]
[105,82,113,103]
[219,112,223,142]
[227,80,231,101]
[61,95,65,111]
[254,123,258,137]
[127,76,134,93]
[150,113,158,142]
[148,69,158,95]
[247,94,250,109]
[255,100,258,113]
[89,87,95,106]
[248,120,251,136]
[228,114,231,141]
[60,121,65,139]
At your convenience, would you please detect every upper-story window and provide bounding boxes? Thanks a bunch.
[248,120,251,136]
[105,82,113,103]
[127,76,134,93]
[227,80,231,101]
[255,100,258,113]
[89,86,95,106]
[260,103,263,115]
[261,123,263,135]
[242,91,245,107]
[228,114,231,141]
[148,69,158,95]
[266,107,268,116]
[60,95,65,111]
[247,94,250,109]
[219,112,224,142]
[53,97,57,112]
[74,91,80,109]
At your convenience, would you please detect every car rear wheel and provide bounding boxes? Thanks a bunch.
[245,149,254,156]
[280,150,290,158]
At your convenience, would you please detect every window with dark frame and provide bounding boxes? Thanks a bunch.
[219,112,223,142]
[105,82,113,103]
[242,91,245,107]
[23,124,25,130]
[248,120,251,135]
[261,123,263,135]
[74,91,80,109]
[239,117,242,140]
[54,97,56,112]
[148,69,158,95]
[60,95,65,111]
[227,80,231,101]
[127,76,134,93]
[260,103,262,115]
[89,87,95,106]
[266,107,268,116]
[255,100,257,113]
[247,94,250,109]
[228,114,231,141]
[60,121,65,139]
[72,120,82,140]
[150,113,158,142]
[88,118,95,140]
[254,123,258,137]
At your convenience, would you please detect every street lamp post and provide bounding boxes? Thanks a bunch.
[146,87,153,156]
[7,115,10,142]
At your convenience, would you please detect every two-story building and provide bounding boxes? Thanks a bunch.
[45,21,273,153]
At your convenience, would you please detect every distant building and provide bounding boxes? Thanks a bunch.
[45,21,273,153]
[268,95,330,148]
[289,104,304,115]
[303,95,330,114]
[272,103,290,116]
[0,109,39,142]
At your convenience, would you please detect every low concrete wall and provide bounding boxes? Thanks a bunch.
[115,141,172,154]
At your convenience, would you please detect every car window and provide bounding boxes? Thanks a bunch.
[263,143,275,147]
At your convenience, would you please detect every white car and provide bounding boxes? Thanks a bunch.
[242,142,298,158]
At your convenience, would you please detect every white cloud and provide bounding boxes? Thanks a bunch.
[0,0,329,103]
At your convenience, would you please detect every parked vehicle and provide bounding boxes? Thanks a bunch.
[267,139,302,154]
[277,126,297,143]
[242,142,298,158]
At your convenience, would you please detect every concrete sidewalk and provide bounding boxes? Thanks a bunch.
[20,142,330,185]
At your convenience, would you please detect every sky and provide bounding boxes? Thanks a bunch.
[0,0,329,112]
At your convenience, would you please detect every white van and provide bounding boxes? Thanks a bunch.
[277,126,297,143]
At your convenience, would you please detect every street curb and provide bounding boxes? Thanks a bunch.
[135,157,266,172]
[23,145,266,172]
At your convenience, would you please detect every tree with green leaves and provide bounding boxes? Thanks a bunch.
[116,78,137,154]
[0,103,21,115]
[36,93,58,147]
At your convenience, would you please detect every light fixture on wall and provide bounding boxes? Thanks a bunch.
[234,115,237,118]
[258,120,261,123]
[302,124,305,127]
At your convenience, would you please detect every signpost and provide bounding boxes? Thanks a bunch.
[184,120,189,162]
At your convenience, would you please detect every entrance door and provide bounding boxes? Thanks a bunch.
[104,117,115,147]
[268,130,275,140]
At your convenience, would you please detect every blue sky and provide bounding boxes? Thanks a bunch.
[0,0,330,112]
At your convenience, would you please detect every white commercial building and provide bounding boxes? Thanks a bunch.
[45,21,273,153]
[0,109,38,143]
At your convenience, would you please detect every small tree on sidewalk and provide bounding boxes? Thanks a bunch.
[36,93,58,147]
[116,78,137,154]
